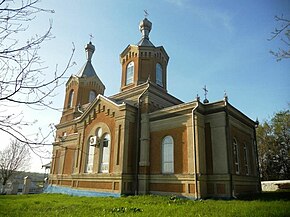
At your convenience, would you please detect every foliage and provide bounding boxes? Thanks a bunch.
[0,193,289,217]
[269,15,290,61]
[257,107,290,180]
[0,0,74,150]
[0,139,30,194]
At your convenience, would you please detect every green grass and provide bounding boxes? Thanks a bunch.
[0,192,289,217]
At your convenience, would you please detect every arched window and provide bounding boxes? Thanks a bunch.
[162,136,174,173]
[233,138,239,174]
[85,136,95,173]
[95,127,102,138]
[243,143,249,175]
[89,90,96,103]
[156,63,163,87]
[126,61,134,85]
[68,90,74,108]
[100,133,110,173]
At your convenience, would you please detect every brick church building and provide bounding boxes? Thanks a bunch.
[48,17,261,198]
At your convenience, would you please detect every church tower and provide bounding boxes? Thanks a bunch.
[120,18,169,92]
[60,42,105,123]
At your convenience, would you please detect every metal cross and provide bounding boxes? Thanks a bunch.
[89,34,94,42]
[203,85,208,99]
[144,10,149,18]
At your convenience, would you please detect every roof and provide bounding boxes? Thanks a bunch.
[137,38,154,47]
[77,61,98,78]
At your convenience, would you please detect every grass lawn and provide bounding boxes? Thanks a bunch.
[0,192,289,217]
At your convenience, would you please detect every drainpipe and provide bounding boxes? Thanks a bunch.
[135,83,150,195]
[192,102,199,199]
[224,99,233,198]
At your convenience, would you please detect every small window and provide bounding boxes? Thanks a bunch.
[162,136,174,173]
[126,61,134,85]
[233,138,239,174]
[100,133,110,173]
[89,90,96,103]
[68,90,74,108]
[243,143,249,175]
[156,63,163,87]
[85,136,95,173]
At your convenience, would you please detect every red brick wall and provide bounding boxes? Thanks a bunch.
[231,126,253,175]
[78,181,112,190]
[150,126,188,174]
[150,183,185,193]
[205,123,213,174]
[63,147,75,174]
[53,150,61,174]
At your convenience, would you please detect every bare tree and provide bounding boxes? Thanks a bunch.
[0,139,30,194]
[0,0,75,150]
[268,15,290,61]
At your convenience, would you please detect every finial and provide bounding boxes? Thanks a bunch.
[255,118,259,128]
[203,85,209,103]
[196,94,200,101]
[85,40,95,62]
[146,74,151,82]
[224,90,228,101]
[139,15,152,40]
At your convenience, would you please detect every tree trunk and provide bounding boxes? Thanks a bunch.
[1,179,7,194]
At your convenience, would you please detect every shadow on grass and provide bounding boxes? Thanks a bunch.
[237,190,290,201]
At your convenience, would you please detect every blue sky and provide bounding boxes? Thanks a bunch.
[36,0,289,121]
[2,0,290,172]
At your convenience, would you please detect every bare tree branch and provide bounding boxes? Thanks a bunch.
[268,15,290,61]
[0,0,75,154]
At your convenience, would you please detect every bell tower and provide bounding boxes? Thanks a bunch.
[120,18,169,92]
[60,42,105,123]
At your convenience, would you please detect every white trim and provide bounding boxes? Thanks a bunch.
[162,136,174,174]
[126,61,134,85]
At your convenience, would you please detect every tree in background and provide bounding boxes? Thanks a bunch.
[0,139,30,194]
[269,15,290,61]
[257,107,290,180]
[0,1,74,151]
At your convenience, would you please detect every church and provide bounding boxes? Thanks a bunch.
[48,17,261,199]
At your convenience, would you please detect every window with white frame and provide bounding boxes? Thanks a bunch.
[162,136,174,174]
[243,143,249,175]
[85,136,95,173]
[100,133,110,173]
[233,138,239,174]
[126,61,134,85]
[96,127,102,139]
[68,90,74,108]
[89,90,96,103]
[156,63,163,87]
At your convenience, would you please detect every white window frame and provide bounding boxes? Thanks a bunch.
[126,61,134,85]
[156,63,163,87]
[233,138,239,174]
[100,133,110,173]
[162,136,174,174]
[85,137,95,173]
[68,90,74,108]
[243,143,249,175]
